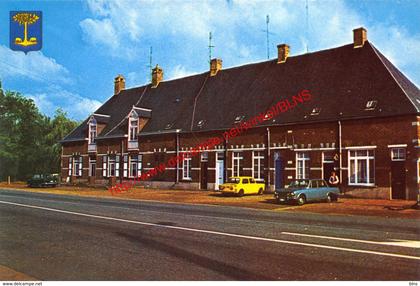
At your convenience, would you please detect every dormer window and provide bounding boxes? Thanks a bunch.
[365,100,377,110]
[311,107,321,115]
[88,117,97,144]
[234,115,245,123]
[128,111,139,141]
[197,120,205,128]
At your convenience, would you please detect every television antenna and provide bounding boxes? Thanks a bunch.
[208,32,215,65]
[261,14,276,59]
[147,46,153,82]
[305,0,309,53]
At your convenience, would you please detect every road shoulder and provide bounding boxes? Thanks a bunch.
[0,183,418,219]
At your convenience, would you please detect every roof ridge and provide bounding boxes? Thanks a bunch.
[120,43,357,94]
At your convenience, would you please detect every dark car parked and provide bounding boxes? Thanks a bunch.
[274,179,340,205]
[27,174,59,188]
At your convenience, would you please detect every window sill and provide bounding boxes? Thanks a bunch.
[182,178,192,181]
[348,183,375,187]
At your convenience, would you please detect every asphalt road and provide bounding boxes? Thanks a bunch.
[0,189,419,280]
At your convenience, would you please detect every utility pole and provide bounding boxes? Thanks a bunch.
[208,32,215,65]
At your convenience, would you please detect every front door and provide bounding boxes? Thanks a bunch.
[274,152,284,189]
[200,161,208,190]
[323,162,335,185]
[215,158,224,190]
[391,161,406,199]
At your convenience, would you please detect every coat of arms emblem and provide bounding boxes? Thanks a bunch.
[10,11,42,53]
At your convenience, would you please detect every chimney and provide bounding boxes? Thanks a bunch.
[353,27,367,48]
[277,44,290,64]
[210,58,222,76]
[152,64,163,88]
[114,75,125,95]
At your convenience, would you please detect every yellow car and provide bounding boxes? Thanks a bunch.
[219,176,265,197]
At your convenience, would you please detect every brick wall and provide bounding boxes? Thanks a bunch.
[61,115,419,199]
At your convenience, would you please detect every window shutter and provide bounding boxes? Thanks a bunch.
[68,157,72,176]
[78,157,83,176]
[116,155,120,177]
[123,155,128,178]
[137,155,142,177]
[102,155,107,177]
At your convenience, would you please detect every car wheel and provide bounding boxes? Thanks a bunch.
[258,188,264,195]
[297,194,306,206]
[327,193,337,203]
[238,189,244,197]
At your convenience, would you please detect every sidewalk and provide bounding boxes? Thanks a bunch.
[0,182,418,219]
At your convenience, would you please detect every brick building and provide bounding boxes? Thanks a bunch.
[61,27,420,200]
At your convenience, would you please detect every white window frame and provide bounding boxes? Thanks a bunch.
[201,152,208,162]
[348,149,375,186]
[182,154,192,180]
[115,155,120,177]
[417,158,420,184]
[89,159,96,177]
[123,155,128,178]
[296,152,310,179]
[129,154,142,178]
[128,111,139,142]
[232,152,243,177]
[74,156,82,177]
[391,148,406,161]
[88,117,97,144]
[102,155,108,177]
[68,157,73,176]
[108,156,116,177]
[252,151,264,181]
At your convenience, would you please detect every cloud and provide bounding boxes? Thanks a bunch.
[80,18,118,49]
[0,45,70,84]
[27,88,102,119]
[0,44,99,120]
[167,65,196,80]
[79,0,295,61]
[80,0,420,86]
[126,71,149,87]
[369,25,420,86]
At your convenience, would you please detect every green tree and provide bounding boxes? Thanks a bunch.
[0,82,79,181]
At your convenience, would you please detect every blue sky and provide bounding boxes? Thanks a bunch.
[0,0,419,120]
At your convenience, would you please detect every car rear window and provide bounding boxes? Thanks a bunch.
[227,178,240,184]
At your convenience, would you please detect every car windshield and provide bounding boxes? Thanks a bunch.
[227,178,240,184]
[288,180,309,188]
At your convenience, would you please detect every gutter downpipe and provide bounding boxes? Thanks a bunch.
[266,127,271,190]
[224,137,228,182]
[176,130,180,183]
[338,120,343,189]
[120,138,124,184]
